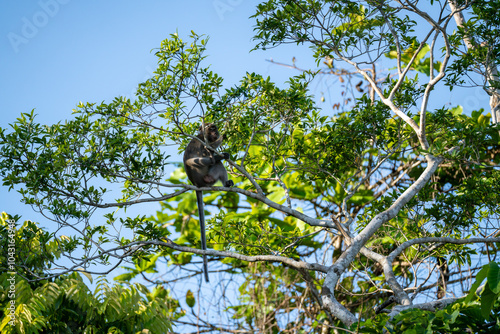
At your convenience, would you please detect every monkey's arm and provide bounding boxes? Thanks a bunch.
[214,152,230,161]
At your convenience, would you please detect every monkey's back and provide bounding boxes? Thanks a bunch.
[183,137,212,187]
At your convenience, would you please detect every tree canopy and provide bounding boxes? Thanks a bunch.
[1,0,500,333]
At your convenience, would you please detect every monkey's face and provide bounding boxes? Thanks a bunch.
[200,123,220,143]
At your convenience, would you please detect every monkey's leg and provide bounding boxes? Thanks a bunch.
[208,162,234,187]
[184,156,215,169]
[196,190,210,282]
[185,153,228,171]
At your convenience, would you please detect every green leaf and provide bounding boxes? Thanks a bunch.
[488,261,500,293]
[403,329,417,334]
[114,272,139,282]
[186,289,196,308]
[77,268,93,284]
[480,283,496,320]
[465,264,489,303]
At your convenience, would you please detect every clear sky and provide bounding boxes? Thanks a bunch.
[0,0,318,220]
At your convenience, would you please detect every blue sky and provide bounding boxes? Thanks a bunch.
[0,0,317,219]
[0,0,307,127]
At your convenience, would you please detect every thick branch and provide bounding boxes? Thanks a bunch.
[387,236,500,263]
[321,154,443,327]
[387,297,457,319]
[159,239,329,273]
[196,184,335,228]
[22,239,329,282]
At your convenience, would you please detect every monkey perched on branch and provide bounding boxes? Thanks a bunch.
[183,123,234,282]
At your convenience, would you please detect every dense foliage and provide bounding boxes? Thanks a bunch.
[0,214,176,334]
[1,1,500,333]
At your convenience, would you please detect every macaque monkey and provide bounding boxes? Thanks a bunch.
[183,123,234,282]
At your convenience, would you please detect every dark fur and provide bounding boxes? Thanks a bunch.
[183,123,234,282]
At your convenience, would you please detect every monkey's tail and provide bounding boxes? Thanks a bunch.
[196,190,209,282]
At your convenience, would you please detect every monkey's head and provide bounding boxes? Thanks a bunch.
[198,123,221,144]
